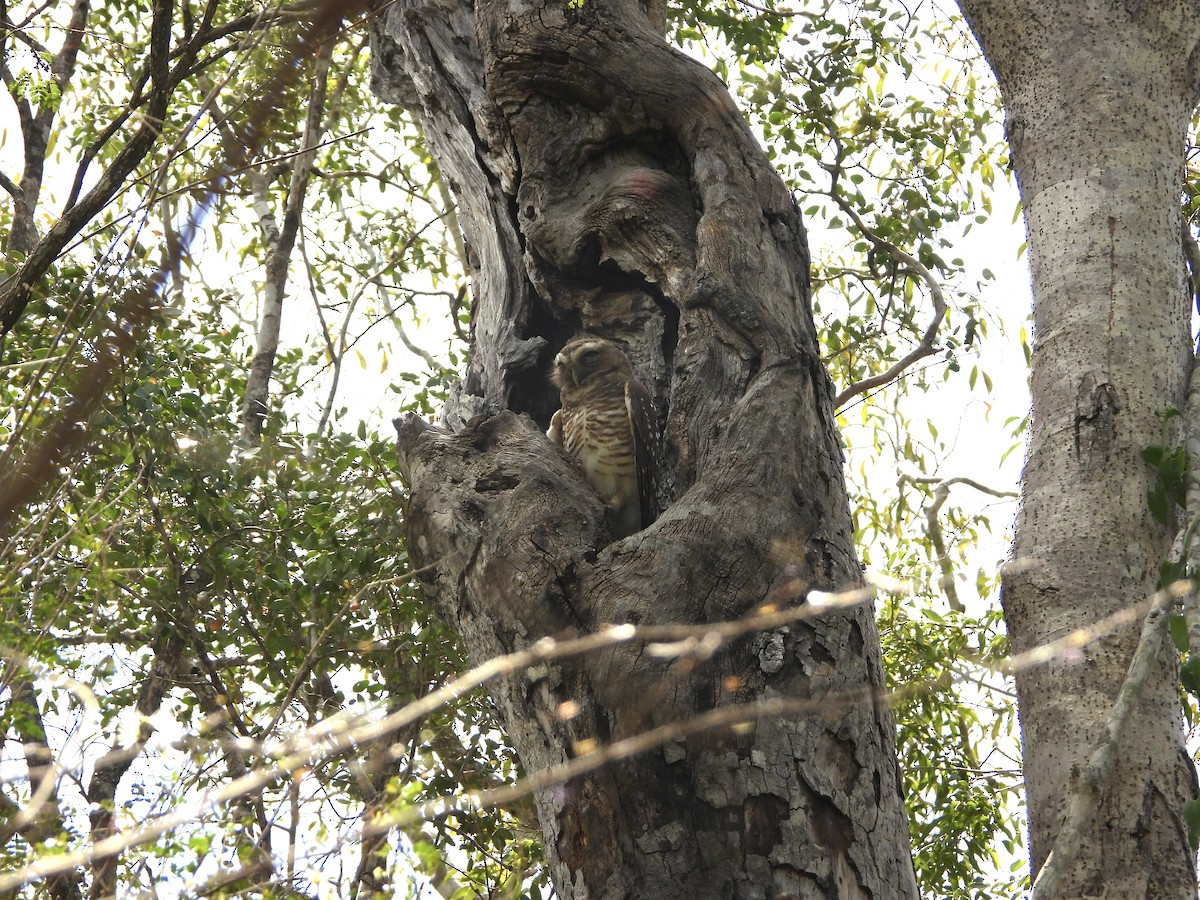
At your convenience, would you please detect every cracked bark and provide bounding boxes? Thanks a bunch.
[372,0,917,896]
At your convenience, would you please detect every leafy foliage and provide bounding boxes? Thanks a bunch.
[881,597,1024,898]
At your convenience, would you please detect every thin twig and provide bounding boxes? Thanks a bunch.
[897,475,1018,611]
[0,591,878,891]
[1,572,1185,892]
[822,161,949,409]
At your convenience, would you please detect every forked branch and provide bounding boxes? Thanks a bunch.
[897,475,1017,611]
[824,171,948,409]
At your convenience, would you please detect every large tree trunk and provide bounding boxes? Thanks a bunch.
[959,1,1200,894]
[371,0,919,896]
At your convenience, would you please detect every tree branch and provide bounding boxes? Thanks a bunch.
[0,0,176,329]
[2,573,1185,893]
[1182,351,1200,647]
[1183,215,1200,315]
[897,475,1018,611]
[825,172,949,409]
[4,675,85,900]
[239,29,336,444]
[2,0,89,254]
[0,592,877,892]
[86,624,191,898]
[47,0,89,96]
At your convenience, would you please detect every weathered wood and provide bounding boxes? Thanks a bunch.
[375,0,918,894]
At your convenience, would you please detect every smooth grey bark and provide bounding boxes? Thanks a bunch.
[372,0,918,897]
[238,44,333,445]
[959,1,1200,895]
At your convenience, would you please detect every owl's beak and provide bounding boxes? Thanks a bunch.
[553,353,576,387]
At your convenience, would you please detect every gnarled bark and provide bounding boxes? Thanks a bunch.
[373,0,918,895]
[959,1,1200,895]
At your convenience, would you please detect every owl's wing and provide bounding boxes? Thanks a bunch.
[625,379,659,529]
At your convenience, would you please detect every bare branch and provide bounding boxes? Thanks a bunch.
[47,0,89,95]
[0,570,1187,893]
[87,589,196,898]
[2,0,90,254]
[0,170,18,199]
[9,0,56,30]
[1179,352,1200,649]
[0,0,175,327]
[240,29,336,444]
[1183,215,1200,314]
[897,475,1018,611]
[0,0,362,334]
[3,676,85,900]
[0,592,873,891]
[900,475,1019,500]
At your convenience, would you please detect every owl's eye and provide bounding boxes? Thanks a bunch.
[580,348,599,359]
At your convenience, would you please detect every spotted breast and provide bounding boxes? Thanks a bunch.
[547,338,658,538]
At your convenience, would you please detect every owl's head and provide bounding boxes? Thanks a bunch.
[551,338,634,390]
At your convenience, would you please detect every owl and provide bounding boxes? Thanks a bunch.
[547,338,659,538]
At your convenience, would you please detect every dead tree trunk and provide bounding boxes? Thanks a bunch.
[371,0,919,895]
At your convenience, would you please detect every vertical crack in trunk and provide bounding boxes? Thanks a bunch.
[374,0,918,895]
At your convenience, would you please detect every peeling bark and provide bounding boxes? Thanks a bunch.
[374,0,917,895]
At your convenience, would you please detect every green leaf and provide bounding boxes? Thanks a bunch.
[1160,560,1189,592]
[1184,797,1200,852]
[1148,489,1170,526]
[1171,615,1191,654]
[1181,653,1200,695]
